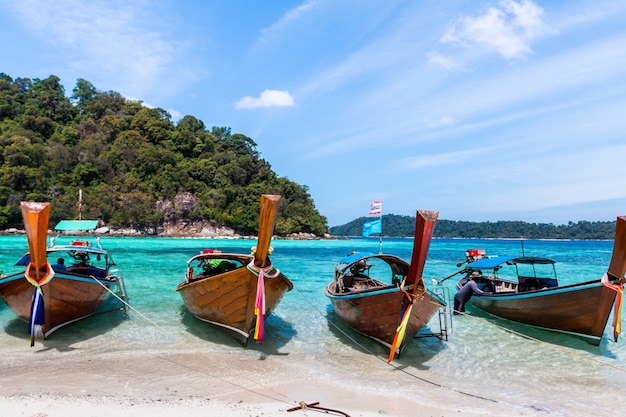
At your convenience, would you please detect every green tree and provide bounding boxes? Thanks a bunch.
[0,73,330,236]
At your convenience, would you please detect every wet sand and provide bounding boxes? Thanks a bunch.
[0,343,534,417]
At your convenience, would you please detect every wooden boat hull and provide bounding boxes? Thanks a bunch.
[468,279,617,345]
[176,255,293,346]
[455,215,626,346]
[1,202,127,343]
[176,194,291,346]
[0,272,120,337]
[325,280,444,352]
[325,210,442,360]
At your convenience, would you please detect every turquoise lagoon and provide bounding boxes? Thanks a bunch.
[1,235,624,414]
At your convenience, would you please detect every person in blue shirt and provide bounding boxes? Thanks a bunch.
[52,257,67,271]
[453,271,491,314]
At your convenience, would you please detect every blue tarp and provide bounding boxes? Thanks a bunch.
[336,252,376,270]
[467,256,555,270]
[54,220,98,231]
[467,256,516,270]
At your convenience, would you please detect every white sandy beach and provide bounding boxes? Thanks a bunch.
[3,235,621,417]
[0,345,528,417]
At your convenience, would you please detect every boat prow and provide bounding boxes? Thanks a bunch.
[176,194,293,346]
[454,215,626,345]
[325,210,447,361]
[0,201,128,345]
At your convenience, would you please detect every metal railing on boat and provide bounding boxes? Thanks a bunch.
[415,285,452,341]
[109,268,129,317]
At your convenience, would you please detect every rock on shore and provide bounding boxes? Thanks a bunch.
[1,223,334,240]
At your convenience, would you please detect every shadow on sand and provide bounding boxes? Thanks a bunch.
[3,308,127,352]
[463,304,618,357]
[178,306,296,357]
[324,307,447,369]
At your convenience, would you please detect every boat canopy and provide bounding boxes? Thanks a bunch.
[336,252,376,270]
[466,256,516,270]
[54,220,99,231]
[467,256,556,271]
[513,256,556,265]
[15,246,111,266]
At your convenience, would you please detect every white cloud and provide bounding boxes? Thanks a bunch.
[257,1,316,45]
[441,0,552,59]
[440,116,456,126]
[427,52,456,69]
[234,90,296,109]
[396,145,498,170]
[168,109,182,121]
[502,0,545,38]
[5,0,200,106]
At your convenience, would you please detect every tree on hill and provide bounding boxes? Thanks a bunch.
[0,73,328,235]
[330,214,616,240]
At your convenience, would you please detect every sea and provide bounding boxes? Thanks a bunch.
[1,235,625,415]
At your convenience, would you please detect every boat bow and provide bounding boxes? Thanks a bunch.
[603,215,626,341]
[248,194,281,343]
[388,210,439,362]
[20,202,54,346]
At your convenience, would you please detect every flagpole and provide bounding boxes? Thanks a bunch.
[378,206,383,255]
[78,189,83,220]
[364,200,383,253]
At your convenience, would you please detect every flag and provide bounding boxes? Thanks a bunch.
[362,219,382,237]
[369,200,382,215]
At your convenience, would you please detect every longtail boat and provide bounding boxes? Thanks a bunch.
[325,210,446,361]
[0,202,128,345]
[176,194,293,346]
[452,215,626,345]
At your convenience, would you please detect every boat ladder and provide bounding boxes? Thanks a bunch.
[415,285,453,341]
[110,268,129,317]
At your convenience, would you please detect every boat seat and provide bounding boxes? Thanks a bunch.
[342,274,354,287]
[69,265,88,275]
[86,266,104,277]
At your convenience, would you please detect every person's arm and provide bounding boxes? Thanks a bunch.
[470,281,490,295]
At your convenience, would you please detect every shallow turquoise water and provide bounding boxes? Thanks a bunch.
[1,235,624,414]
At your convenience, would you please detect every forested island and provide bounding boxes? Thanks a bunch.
[330,214,617,240]
[0,73,328,236]
[0,72,616,240]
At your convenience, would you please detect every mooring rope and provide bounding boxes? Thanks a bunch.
[291,283,499,403]
[90,274,350,415]
[419,290,626,375]
[156,353,297,406]
[451,306,626,374]
[88,274,176,338]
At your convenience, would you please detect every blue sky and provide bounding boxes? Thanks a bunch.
[2,0,626,227]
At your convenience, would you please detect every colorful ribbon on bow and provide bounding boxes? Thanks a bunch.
[602,273,624,342]
[24,262,55,345]
[388,299,413,363]
[247,262,280,343]
[388,277,427,362]
[24,261,55,287]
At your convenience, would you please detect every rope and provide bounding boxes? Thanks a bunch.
[247,261,281,343]
[89,272,343,414]
[24,261,55,287]
[287,402,352,416]
[24,262,55,346]
[87,274,176,339]
[155,353,302,410]
[290,283,497,402]
[293,280,626,414]
[247,261,281,278]
[422,293,626,373]
[453,307,626,373]
[387,277,415,362]
[601,273,624,341]
[389,277,431,362]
